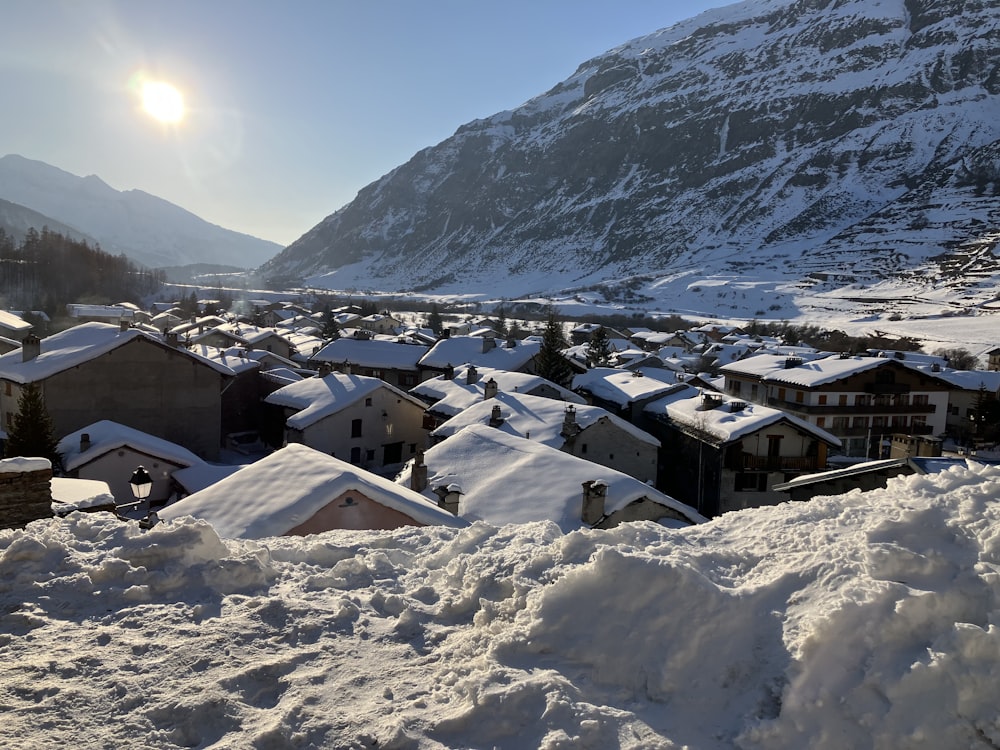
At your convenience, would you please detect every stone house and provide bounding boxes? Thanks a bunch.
[264,372,429,473]
[0,322,233,460]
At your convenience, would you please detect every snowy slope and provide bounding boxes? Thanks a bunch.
[2,461,999,748]
[0,155,282,268]
[262,0,1000,322]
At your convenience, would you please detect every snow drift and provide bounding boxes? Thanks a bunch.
[1,462,998,748]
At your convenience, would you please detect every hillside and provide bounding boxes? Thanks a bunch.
[261,0,1000,322]
[0,155,282,269]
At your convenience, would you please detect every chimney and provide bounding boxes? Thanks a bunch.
[410,451,428,493]
[489,403,504,427]
[119,318,130,332]
[466,365,478,385]
[433,484,462,516]
[79,433,91,453]
[165,332,180,348]
[581,480,607,526]
[444,363,455,380]
[21,333,41,362]
[343,360,352,376]
[483,378,499,400]
[482,336,496,353]
[317,361,333,377]
[561,404,581,438]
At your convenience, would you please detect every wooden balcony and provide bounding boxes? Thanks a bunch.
[766,398,936,416]
[735,455,822,472]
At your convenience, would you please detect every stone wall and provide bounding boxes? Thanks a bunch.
[0,457,53,529]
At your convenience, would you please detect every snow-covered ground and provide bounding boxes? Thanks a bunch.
[3,461,999,748]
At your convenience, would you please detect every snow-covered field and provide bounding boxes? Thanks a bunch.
[3,462,999,748]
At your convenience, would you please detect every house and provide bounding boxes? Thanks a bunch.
[356,311,403,335]
[264,372,429,472]
[916,366,1000,442]
[417,335,541,379]
[310,337,429,390]
[431,390,660,484]
[410,364,584,429]
[0,322,234,460]
[573,367,685,423]
[987,347,1000,372]
[569,323,630,346]
[56,420,205,507]
[159,443,465,537]
[641,384,841,517]
[395,424,704,531]
[189,323,296,361]
[719,353,954,458]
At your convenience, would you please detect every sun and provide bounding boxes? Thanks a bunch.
[141,80,184,124]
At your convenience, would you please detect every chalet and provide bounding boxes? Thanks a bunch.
[160,443,465,537]
[356,311,403,336]
[573,367,686,423]
[431,390,660,484]
[395,424,704,531]
[0,322,233,460]
[642,384,841,517]
[264,372,428,472]
[719,353,953,458]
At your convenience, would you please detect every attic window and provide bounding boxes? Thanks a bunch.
[365,397,372,407]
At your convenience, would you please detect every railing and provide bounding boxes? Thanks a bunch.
[766,398,936,415]
[737,455,821,472]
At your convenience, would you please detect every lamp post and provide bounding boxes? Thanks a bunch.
[124,466,159,529]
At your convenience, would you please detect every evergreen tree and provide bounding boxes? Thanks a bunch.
[321,305,341,340]
[495,304,509,338]
[5,383,61,469]
[536,311,573,386]
[428,303,444,336]
[586,325,614,368]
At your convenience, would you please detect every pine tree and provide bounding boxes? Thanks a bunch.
[321,305,341,340]
[536,311,573,386]
[428,303,444,336]
[586,326,614,368]
[495,304,509,337]
[5,383,61,469]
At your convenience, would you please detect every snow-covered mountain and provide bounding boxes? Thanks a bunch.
[0,197,96,246]
[0,155,282,269]
[262,0,1000,320]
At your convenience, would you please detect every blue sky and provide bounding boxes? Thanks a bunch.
[1,1,727,246]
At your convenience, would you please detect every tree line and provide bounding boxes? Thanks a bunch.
[0,227,164,316]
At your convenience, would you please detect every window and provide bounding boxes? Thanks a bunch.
[839,395,848,406]
[365,449,375,461]
[365,397,372,407]
[795,390,804,404]
[777,388,786,402]
[832,417,849,430]
[409,443,417,454]
[351,419,362,437]
[3,382,9,396]
[581,443,588,454]
[816,417,826,428]
[855,394,871,407]
[818,394,827,405]
[852,416,868,428]
[913,394,929,406]
[350,446,361,464]
[735,472,768,492]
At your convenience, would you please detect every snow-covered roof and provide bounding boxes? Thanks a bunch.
[644,385,842,447]
[0,322,235,384]
[0,456,50,474]
[918,367,1000,393]
[311,337,429,369]
[432,391,660,449]
[50,477,115,510]
[398,424,701,531]
[57,420,206,472]
[265,373,425,430]
[419,335,540,371]
[160,443,466,537]
[572,367,686,407]
[0,309,32,332]
[410,365,584,417]
[186,344,262,375]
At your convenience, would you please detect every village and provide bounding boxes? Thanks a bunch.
[0,296,998,535]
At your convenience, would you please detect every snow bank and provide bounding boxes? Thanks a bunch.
[1,463,998,748]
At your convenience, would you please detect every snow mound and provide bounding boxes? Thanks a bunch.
[1,462,998,748]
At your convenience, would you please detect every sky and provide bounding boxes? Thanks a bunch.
[5,456,1000,747]
[0,1,729,247]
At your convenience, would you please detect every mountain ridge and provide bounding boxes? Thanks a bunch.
[0,154,282,269]
[261,0,1000,320]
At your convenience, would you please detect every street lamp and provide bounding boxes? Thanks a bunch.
[129,466,153,502]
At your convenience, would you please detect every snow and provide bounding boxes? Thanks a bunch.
[160,443,466,537]
[3,461,999,747]
[50,476,114,510]
[0,456,50,474]
[57,420,205,473]
[397,424,700,530]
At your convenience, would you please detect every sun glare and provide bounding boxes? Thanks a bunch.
[141,80,184,124]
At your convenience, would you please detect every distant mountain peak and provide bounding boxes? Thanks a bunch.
[261,0,1000,319]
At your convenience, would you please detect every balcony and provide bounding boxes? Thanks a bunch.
[864,383,911,395]
[766,398,936,416]
[825,424,935,438]
[735,455,822,472]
